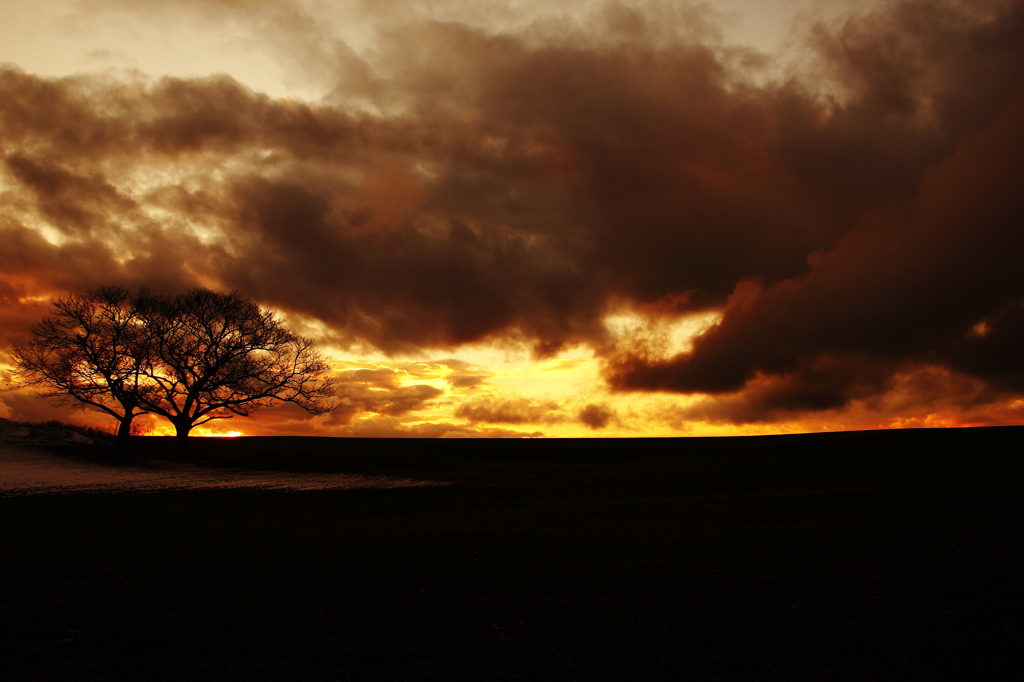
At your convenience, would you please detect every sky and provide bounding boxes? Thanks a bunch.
[2,0,1024,438]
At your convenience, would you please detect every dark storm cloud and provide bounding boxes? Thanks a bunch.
[4,154,136,235]
[577,402,617,430]
[660,363,1002,429]
[446,373,489,389]
[0,279,50,355]
[455,396,566,425]
[607,78,1024,417]
[3,0,1024,428]
[326,367,444,425]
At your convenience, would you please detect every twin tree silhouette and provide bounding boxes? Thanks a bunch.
[13,286,335,439]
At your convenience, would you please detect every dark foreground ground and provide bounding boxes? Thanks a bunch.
[1,428,1022,681]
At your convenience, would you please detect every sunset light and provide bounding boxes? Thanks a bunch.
[1,0,1023,438]
[3,3,1022,680]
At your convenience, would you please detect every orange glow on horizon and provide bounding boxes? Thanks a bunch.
[2,1,1024,439]
[195,430,244,438]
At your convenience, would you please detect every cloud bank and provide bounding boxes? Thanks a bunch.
[2,0,1024,433]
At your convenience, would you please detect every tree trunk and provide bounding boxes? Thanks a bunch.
[173,420,192,439]
[117,417,132,442]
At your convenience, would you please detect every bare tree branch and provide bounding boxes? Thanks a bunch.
[12,286,336,439]
[135,288,335,437]
[10,286,157,441]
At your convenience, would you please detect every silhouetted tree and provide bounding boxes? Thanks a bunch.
[12,286,156,441]
[137,288,335,438]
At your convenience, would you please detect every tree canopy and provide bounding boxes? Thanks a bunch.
[12,286,159,439]
[12,287,335,438]
[140,289,335,437]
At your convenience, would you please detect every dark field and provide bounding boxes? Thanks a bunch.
[2,428,1022,681]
